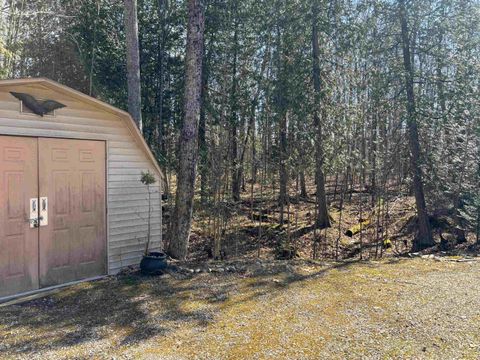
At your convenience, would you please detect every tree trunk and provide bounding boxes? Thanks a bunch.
[477,137,480,244]
[398,0,434,251]
[124,0,143,131]
[167,0,205,260]
[475,208,480,244]
[155,0,167,156]
[312,2,330,229]
[279,111,288,225]
[198,41,209,204]
[300,170,307,198]
[273,15,288,225]
[230,4,241,202]
[89,2,100,96]
[370,112,377,206]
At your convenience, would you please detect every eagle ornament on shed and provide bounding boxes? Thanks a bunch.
[10,91,66,116]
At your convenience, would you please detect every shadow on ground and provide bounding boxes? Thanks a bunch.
[0,258,409,356]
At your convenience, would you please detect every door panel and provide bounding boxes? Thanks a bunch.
[38,138,106,287]
[0,136,39,297]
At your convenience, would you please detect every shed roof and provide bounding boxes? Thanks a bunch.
[0,77,164,179]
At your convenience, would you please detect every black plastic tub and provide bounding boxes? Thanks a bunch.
[140,252,168,275]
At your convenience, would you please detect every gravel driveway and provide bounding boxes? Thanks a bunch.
[0,258,479,359]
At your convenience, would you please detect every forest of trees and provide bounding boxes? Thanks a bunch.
[1,0,479,260]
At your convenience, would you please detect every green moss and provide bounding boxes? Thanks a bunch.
[1,259,479,359]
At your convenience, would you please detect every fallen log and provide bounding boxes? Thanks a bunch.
[344,198,385,237]
[345,219,371,237]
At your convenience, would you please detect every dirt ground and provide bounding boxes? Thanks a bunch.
[181,177,479,263]
[1,257,480,359]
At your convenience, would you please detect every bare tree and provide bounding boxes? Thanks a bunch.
[167,0,205,260]
[312,1,330,229]
[398,0,434,250]
[124,0,142,131]
[230,1,240,202]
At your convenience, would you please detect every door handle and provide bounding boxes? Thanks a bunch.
[40,197,48,226]
[27,216,43,228]
[28,197,47,227]
[29,198,38,228]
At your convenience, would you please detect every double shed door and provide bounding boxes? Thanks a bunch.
[0,136,106,298]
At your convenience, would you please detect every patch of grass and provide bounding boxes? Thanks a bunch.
[120,275,140,286]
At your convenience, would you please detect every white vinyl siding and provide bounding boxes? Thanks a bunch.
[0,82,162,275]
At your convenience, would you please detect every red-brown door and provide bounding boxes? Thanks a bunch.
[0,136,39,297]
[38,138,106,287]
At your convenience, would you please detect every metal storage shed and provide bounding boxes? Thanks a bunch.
[0,78,163,299]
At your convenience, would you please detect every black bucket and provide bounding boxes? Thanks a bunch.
[140,252,168,275]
